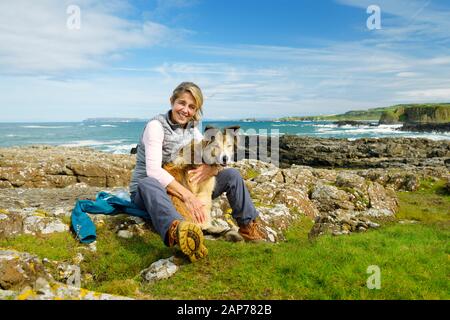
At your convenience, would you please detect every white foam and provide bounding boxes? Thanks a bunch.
[60,140,125,147]
[316,127,334,132]
[271,124,299,127]
[105,144,138,154]
[21,125,71,129]
[313,124,338,128]
[402,132,450,141]
[313,123,450,140]
[100,124,117,128]
[316,130,342,135]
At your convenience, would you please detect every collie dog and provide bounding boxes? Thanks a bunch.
[163,126,240,233]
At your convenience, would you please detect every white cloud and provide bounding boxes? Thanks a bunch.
[0,0,174,74]
[1,0,450,121]
[396,72,418,78]
[398,88,450,100]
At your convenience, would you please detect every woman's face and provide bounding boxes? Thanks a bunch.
[170,92,197,125]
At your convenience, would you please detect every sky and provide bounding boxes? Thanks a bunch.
[1,0,450,121]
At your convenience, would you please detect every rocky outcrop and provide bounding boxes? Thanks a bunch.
[333,120,377,127]
[0,158,405,244]
[1,144,448,242]
[1,140,449,189]
[0,145,134,188]
[0,208,69,238]
[277,136,450,169]
[398,122,450,133]
[0,249,131,300]
[1,144,447,241]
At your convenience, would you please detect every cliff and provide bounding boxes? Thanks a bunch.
[379,104,450,124]
[277,103,450,123]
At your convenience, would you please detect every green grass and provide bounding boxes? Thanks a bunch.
[145,219,449,300]
[396,178,450,223]
[1,179,448,299]
[0,232,77,262]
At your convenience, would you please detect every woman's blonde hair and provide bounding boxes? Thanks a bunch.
[170,82,204,121]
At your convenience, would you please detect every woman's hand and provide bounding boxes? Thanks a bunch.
[183,193,206,224]
[167,179,207,224]
[188,164,218,184]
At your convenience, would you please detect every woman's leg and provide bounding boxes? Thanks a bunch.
[212,168,259,226]
[132,176,184,245]
[132,176,209,260]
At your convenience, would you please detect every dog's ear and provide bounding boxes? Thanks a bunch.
[204,125,220,142]
[204,125,218,133]
[223,125,240,134]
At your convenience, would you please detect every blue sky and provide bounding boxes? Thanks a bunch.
[1,0,450,121]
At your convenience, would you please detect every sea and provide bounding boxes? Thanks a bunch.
[1,120,449,154]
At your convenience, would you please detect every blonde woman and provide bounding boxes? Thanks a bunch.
[129,82,264,262]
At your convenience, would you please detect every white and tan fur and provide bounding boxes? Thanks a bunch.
[163,126,240,233]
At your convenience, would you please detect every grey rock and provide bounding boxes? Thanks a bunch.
[22,215,69,235]
[141,257,178,282]
[117,230,134,239]
[224,230,244,242]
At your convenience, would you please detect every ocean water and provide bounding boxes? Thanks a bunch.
[0,120,449,154]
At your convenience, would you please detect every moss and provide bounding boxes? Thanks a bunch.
[252,199,275,208]
[95,279,140,297]
[243,168,260,180]
[289,206,302,216]
[17,289,36,300]
[34,209,50,217]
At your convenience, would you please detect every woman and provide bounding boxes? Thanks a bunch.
[129,82,264,262]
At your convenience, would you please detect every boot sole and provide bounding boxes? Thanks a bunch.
[177,221,208,261]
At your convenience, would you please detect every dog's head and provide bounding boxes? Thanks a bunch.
[202,125,240,166]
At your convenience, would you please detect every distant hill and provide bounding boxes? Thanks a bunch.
[83,117,146,123]
[278,103,450,122]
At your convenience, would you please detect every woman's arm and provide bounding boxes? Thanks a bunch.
[166,179,206,224]
[143,120,206,223]
[188,164,222,184]
[143,120,175,187]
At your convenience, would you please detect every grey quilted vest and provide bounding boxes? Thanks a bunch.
[129,110,201,195]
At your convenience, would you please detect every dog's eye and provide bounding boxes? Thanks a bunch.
[210,136,215,142]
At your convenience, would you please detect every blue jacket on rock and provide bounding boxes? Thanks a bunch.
[71,191,150,244]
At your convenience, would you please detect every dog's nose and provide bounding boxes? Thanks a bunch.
[222,155,229,164]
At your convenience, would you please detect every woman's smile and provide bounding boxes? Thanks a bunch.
[171,91,197,125]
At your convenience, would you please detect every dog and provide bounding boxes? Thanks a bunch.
[163,125,240,233]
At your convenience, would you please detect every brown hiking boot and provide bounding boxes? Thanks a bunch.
[238,220,266,242]
[167,220,208,262]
